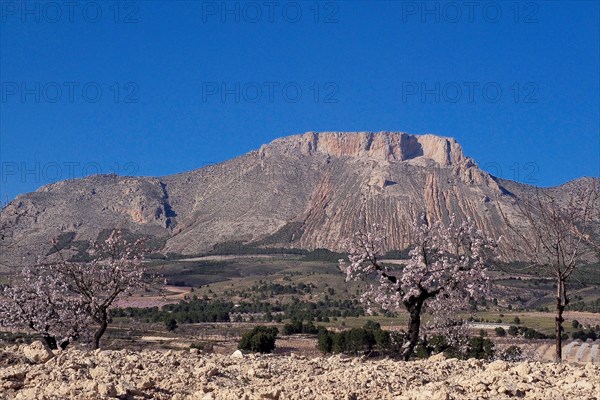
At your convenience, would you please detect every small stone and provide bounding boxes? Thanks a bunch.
[487,360,508,372]
[98,383,117,397]
[231,350,244,359]
[140,378,155,390]
[428,353,446,362]
[514,363,531,377]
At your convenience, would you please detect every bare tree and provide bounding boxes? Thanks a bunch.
[498,183,599,362]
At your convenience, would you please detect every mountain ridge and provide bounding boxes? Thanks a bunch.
[1,131,598,267]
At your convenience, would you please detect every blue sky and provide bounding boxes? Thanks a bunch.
[1,1,599,200]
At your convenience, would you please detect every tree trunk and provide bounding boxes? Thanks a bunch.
[555,279,565,362]
[93,311,108,350]
[42,335,57,350]
[401,297,425,361]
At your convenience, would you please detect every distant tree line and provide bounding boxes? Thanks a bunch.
[111,296,365,326]
[567,297,600,313]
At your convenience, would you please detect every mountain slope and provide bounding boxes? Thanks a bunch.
[1,131,597,267]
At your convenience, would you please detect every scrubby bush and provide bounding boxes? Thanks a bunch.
[238,326,278,353]
[500,345,523,361]
[572,329,598,341]
[506,325,548,339]
[495,327,506,337]
[572,320,580,329]
[164,317,178,331]
[508,326,519,336]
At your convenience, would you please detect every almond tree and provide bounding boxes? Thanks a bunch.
[340,215,496,360]
[1,230,158,349]
[47,229,155,349]
[499,184,599,362]
[0,267,89,349]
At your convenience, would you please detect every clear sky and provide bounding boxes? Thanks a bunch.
[1,1,599,200]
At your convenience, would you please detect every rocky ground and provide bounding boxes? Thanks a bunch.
[1,341,599,400]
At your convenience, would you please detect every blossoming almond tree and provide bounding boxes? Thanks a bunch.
[340,215,496,360]
[1,230,159,350]
[0,267,89,350]
[47,229,156,349]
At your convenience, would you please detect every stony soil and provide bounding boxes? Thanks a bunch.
[1,341,599,400]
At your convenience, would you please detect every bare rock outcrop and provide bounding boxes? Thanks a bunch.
[259,132,465,166]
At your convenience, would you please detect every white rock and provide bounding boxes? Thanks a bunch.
[231,350,244,359]
[21,341,54,364]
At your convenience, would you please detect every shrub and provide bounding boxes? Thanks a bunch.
[508,326,519,336]
[238,326,278,353]
[572,330,598,341]
[501,345,523,361]
[164,318,178,331]
[495,327,506,337]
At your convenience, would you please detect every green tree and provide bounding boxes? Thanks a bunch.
[508,326,519,336]
[317,327,333,353]
[164,317,178,331]
[467,335,495,360]
[238,326,278,353]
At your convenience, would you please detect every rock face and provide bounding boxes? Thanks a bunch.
[1,131,598,266]
[259,132,465,166]
[1,346,599,400]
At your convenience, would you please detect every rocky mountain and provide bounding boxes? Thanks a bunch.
[1,131,598,267]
